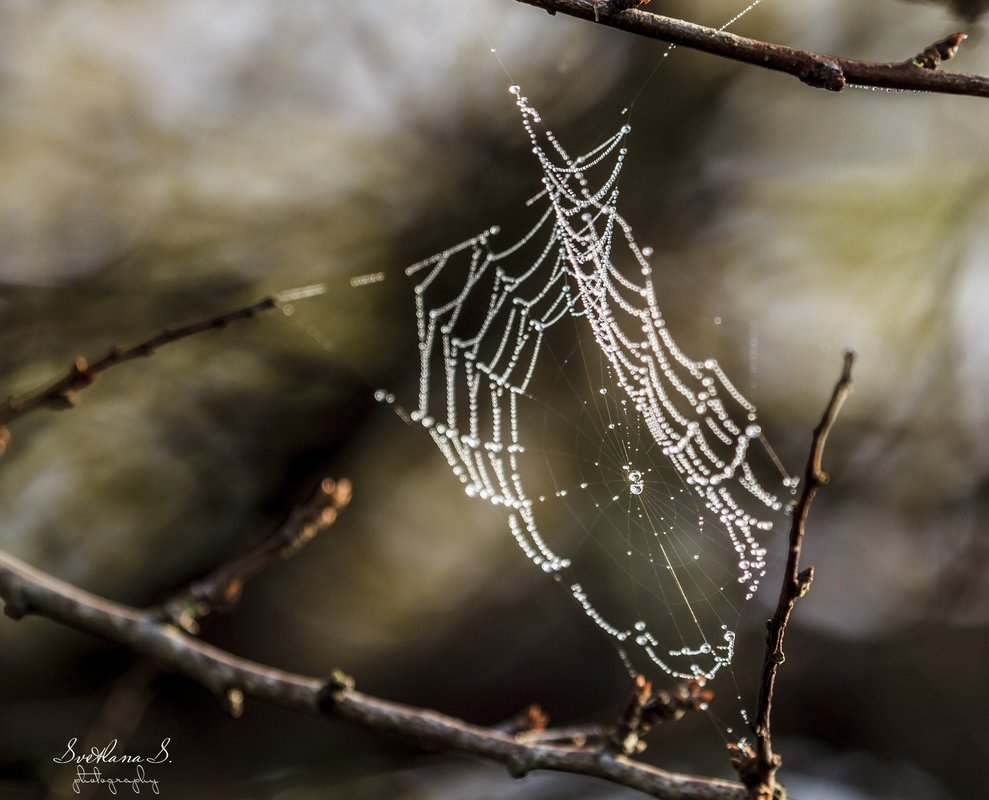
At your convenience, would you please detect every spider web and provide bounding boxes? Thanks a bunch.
[388,86,795,684]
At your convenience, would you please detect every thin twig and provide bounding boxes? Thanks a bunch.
[733,351,856,800]
[516,1,989,98]
[0,548,750,800]
[0,296,281,449]
[160,477,353,634]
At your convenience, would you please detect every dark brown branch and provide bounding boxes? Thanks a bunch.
[516,1,989,98]
[160,477,353,634]
[735,351,856,800]
[0,549,750,800]
[0,296,281,449]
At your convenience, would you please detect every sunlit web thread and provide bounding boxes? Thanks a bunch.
[394,86,794,682]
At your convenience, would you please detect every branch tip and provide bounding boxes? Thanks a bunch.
[912,32,967,70]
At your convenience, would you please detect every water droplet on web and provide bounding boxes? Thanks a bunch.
[714,316,723,325]
[509,84,520,95]
[628,470,642,482]
[630,482,644,495]
[745,424,761,438]
[641,246,653,258]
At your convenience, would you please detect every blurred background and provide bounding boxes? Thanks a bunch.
[1,1,987,798]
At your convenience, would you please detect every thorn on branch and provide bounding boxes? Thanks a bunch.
[911,32,967,70]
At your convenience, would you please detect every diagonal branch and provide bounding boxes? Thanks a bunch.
[159,477,353,634]
[0,298,278,427]
[516,0,989,98]
[0,294,292,455]
[731,351,856,800]
[0,547,750,800]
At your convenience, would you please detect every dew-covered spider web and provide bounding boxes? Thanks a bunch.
[380,83,798,688]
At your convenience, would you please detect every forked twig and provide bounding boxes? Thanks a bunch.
[517,0,988,98]
[732,351,856,800]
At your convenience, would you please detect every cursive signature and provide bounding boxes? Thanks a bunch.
[53,738,170,765]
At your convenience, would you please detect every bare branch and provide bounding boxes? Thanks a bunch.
[0,296,281,450]
[516,1,989,98]
[0,547,750,800]
[736,351,856,800]
[159,477,353,634]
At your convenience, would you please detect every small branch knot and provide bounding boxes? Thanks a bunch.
[506,755,530,779]
[798,57,846,92]
[317,669,355,712]
[796,566,814,598]
[2,589,32,620]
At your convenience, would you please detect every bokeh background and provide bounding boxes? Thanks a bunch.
[1,1,988,799]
